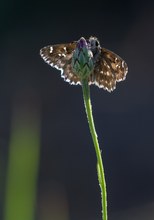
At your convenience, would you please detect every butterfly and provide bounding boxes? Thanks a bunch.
[40,36,128,92]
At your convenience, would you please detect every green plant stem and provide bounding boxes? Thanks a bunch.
[81,79,107,220]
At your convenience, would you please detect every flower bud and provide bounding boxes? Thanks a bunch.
[72,37,94,80]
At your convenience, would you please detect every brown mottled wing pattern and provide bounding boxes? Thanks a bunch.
[40,42,81,85]
[93,48,128,92]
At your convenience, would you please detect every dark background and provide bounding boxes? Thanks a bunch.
[1,0,154,220]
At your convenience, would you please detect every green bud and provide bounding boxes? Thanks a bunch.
[72,37,94,80]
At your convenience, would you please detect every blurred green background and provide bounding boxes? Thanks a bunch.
[1,0,154,220]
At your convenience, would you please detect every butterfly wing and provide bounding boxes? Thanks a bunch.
[93,48,128,92]
[40,42,81,85]
[40,41,128,90]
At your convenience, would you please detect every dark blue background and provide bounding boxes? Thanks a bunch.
[1,0,154,219]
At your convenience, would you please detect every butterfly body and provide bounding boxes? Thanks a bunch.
[40,36,128,92]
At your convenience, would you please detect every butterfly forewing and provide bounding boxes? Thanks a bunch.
[92,48,128,91]
[40,42,76,69]
[40,42,82,84]
[101,48,128,81]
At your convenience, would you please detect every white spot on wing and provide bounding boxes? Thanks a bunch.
[50,47,53,53]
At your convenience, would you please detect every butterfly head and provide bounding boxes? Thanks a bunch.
[88,36,100,50]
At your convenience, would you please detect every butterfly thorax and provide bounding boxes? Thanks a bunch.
[88,36,101,64]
